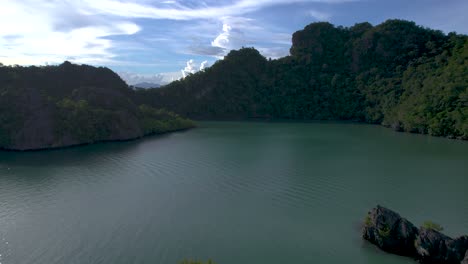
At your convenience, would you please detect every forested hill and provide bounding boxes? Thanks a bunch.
[0,62,195,151]
[135,19,467,139]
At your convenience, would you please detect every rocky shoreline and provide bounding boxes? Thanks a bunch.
[363,206,468,264]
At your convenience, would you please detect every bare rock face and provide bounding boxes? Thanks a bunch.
[363,206,468,264]
[461,250,468,264]
[362,205,418,256]
[415,230,468,263]
[415,228,460,263]
[449,236,468,264]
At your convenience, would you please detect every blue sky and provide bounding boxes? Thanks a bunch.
[0,0,467,84]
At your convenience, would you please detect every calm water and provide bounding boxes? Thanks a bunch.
[0,121,467,264]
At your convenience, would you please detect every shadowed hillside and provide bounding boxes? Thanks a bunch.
[0,62,195,150]
[135,19,467,139]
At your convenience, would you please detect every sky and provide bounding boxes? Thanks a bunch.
[0,0,467,85]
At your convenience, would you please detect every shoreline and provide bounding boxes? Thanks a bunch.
[2,118,466,152]
[0,126,195,153]
[193,118,467,141]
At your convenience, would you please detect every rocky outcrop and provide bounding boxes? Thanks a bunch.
[462,250,468,264]
[415,229,468,264]
[363,206,468,264]
[362,206,418,255]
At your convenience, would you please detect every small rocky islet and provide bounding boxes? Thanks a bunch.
[363,205,468,264]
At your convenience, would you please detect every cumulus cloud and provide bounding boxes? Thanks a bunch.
[188,17,290,59]
[200,60,209,71]
[181,59,197,77]
[1,0,464,75]
[204,21,251,57]
[210,21,252,50]
[181,60,210,78]
[211,24,232,49]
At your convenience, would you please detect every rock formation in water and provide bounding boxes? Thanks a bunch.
[363,205,468,264]
[416,228,468,263]
[362,206,419,256]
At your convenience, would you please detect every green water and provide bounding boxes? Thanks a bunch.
[0,121,467,264]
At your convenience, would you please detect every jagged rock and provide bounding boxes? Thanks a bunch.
[450,236,468,263]
[363,206,468,264]
[415,228,454,263]
[362,205,418,256]
[461,250,468,264]
[415,229,468,264]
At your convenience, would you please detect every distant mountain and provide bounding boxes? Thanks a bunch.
[118,71,182,88]
[0,62,195,151]
[133,82,161,89]
[135,19,467,140]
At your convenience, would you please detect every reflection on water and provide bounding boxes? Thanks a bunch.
[0,122,466,264]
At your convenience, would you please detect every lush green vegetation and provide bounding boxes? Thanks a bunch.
[1,19,465,149]
[422,221,444,232]
[0,62,194,150]
[135,19,467,139]
[383,35,468,137]
[364,215,372,227]
[139,105,196,135]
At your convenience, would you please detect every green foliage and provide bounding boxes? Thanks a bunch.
[422,221,444,232]
[0,73,28,148]
[383,36,468,138]
[378,224,391,238]
[134,19,467,140]
[1,19,466,150]
[55,98,113,142]
[364,215,372,227]
[0,62,195,149]
[138,105,196,135]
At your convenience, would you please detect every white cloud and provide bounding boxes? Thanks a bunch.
[181,59,210,78]
[181,59,196,78]
[0,0,350,67]
[201,18,290,59]
[208,21,251,57]
[78,0,353,20]
[200,60,209,71]
[0,0,141,66]
[212,24,233,49]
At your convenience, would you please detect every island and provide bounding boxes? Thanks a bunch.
[136,19,467,140]
[363,206,468,264]
[0,62,195,151]
[1,19,466,151]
